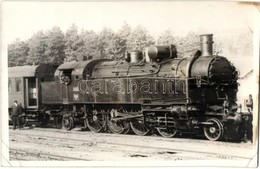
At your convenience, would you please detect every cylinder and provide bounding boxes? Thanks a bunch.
[147,45,171,60]
[200,34,214,57]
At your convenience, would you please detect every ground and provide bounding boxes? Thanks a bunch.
[7,125,257,167]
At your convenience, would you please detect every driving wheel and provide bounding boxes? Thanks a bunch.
[130,119,150,136]
[157,127,177,138]
[86,110,105,133]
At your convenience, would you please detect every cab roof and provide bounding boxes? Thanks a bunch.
[55,59,110,79]
[8,64,58,78]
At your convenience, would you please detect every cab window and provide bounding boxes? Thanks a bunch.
[8,79,12,93]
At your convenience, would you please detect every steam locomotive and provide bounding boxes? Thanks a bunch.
[9,34,248,141]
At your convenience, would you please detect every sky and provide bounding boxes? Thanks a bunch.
[2,1,257,44]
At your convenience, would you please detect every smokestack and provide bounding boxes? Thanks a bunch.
[200,34,214,57]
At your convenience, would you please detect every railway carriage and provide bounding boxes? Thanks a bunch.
[8,64,58,125]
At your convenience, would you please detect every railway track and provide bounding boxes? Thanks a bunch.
[9,148,88,161]
[9,129,254,161]
[10,125,252,148]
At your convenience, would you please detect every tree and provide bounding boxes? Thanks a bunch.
[27,31,48,64]
[105,34,121,59]
[184,32,200,53]
[8,39,29,66]
[174,32,200,57]
[45,27,65,64]
[157,30,175,45]
[27,27,66,64]
[80,30,100,60]
[126,25,154,51]
[213,41,223,55]
[115,23,132,59]
[64,24,84,62]
[102,23,132,60]
[97,27,116,59]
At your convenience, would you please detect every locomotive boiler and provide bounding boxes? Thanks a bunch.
[38,34,243,141]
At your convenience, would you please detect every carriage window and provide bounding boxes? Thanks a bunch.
[8,79,12,93]
[15,78,22,92]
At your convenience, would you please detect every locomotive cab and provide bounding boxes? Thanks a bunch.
[42,59,110,104]
[55,61,80,85]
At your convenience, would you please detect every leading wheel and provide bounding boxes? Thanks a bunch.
[86,110,105,133]
[203,118,224,141]
[157,127,177,138]
[62,115,74,130]
[130,119,150,136]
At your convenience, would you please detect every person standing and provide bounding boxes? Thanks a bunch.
[243,94,253,142]
[12,100,22,130]
[246,94,253,113]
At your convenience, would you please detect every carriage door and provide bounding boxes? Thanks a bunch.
[25,77,38,108]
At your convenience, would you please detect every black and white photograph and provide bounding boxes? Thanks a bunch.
[0,1,259,168]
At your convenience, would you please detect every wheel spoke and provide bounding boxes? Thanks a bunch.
[96,120,103,127]
[130,119,149,136]
[93,122,99,129]
[86,112,105,133]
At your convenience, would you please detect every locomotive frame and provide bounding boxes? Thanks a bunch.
[8,34,251,141]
